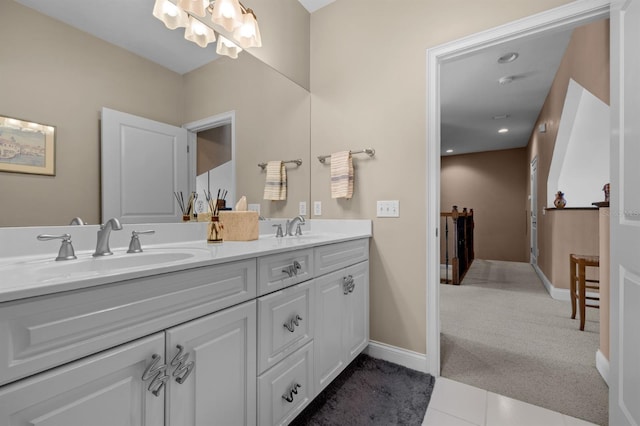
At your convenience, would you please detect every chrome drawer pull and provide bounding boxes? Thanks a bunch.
[283,314,303,332]
[282,261,303,277]
[142,354,169,397]
[170,345,195,384]
[343,275,354,294]
[282,383,302,403]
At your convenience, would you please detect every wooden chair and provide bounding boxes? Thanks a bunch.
[569,254,600,331]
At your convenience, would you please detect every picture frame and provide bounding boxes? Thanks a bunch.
[0,114,55,176]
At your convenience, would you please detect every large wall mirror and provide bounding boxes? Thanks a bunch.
[0,0,311,227]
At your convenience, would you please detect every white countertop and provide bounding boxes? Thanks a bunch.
[0,220,371,303]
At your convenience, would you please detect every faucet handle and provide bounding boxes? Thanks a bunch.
[273,224,284,238]
[295,224,303,236]
[37,234,77,261]
[127,230,155,253]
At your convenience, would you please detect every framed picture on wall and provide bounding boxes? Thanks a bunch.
[0,114,55,176]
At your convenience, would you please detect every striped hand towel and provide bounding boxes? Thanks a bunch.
[263,161,287,200]
[330,151,353,199]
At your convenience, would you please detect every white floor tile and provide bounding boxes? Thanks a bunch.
[423,408,481,426]
[428,377,487,426]
[486,392,565,426]
[563,415,601,426]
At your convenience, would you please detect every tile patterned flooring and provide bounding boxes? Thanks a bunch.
[422,377,599,426]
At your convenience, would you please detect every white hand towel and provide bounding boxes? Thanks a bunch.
[263,161,287,200]
[330,151,353,199]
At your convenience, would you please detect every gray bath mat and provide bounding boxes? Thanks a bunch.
[291,354,435,426]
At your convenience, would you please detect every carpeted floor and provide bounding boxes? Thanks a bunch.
[440,259,608,426]
[291,354,435,425]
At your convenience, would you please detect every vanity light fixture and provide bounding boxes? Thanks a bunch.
[498,128,509,134]
[152,0,261,57]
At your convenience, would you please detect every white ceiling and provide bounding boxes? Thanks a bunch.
[441,30,573,156]
[14,0,577,156]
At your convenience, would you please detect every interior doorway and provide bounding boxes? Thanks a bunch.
[531,156,538,265]
[425,0,611,378]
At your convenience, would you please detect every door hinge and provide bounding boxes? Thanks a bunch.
[186,145,190,153]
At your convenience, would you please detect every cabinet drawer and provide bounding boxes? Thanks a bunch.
[258,249,314,296]
[314,239,369,277]
[258,341,314,426]
[258,281,314,374]
[0,259,256,386]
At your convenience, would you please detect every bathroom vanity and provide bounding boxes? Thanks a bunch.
[0,220,370,426]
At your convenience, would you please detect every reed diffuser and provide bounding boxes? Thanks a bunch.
[204,189,224,243]
[174,191,197,221]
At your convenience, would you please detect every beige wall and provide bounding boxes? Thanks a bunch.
[310,0,574,354]
[527,19,610,286]
[182,54,311,219]
[197,125,232,175]
[0,0,183,227]
[441,148,528,263]
[246,0,310,90]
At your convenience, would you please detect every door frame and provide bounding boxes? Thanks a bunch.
[531,156,538,265]
[425,0,611,376]
[183,111,236,204]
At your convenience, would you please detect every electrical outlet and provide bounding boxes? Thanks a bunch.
[377,200,400,217]
[299,201,307,216]
[314,201,322,216]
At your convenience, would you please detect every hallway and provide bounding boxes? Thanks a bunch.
[440,260,607,425]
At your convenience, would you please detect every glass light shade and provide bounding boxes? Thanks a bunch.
[233,11,262,48]
[177,0,208,17]
[153,0,189,29]
[185,16,216,48]
[216,35,243,59]
[211,0,243,32]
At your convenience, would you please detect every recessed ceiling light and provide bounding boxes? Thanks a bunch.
[498,128,509,133]
[498,52,519,64]
[446,149,453,153]
[492,114,510,120]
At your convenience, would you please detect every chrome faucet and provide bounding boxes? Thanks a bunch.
[93,217,123,256]
[285,215,305,236]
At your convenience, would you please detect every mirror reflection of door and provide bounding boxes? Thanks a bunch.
[195,124,234,214]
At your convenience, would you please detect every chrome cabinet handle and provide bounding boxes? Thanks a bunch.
[343,275,354,294]
[282,383,302,403]
[283,314,303,332]
[142,354,169,397]
[170,345,195,384]
[282,260,303,277]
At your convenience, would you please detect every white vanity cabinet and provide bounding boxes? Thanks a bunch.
[0,300,257,426]
[314,241,369,394]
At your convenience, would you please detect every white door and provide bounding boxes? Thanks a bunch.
[101,107,188,224]
[165,300,257,426]
[0,333,165,426]
[609,1,640,425]
[530,157,538,265]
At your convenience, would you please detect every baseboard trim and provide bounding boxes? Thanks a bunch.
[533,264,570,301]
[364,340,428,373]
[596,349,610,386]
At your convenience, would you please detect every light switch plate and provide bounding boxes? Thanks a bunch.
[377,200,400,217]
[299,201,307,216]
[314,201,322,216]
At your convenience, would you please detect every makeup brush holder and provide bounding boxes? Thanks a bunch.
[207,216,223,243]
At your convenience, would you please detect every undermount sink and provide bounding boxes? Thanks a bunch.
[1,248,212,285]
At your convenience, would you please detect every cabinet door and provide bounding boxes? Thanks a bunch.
[314,269,347,393]
[0,333,165,426]
[343,261,369,363]
[165,300,257,426]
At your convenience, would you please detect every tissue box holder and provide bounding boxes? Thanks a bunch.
[218,211,259,241]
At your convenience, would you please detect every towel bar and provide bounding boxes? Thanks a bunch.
[258,159,303,170]
[317,148,375,163]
